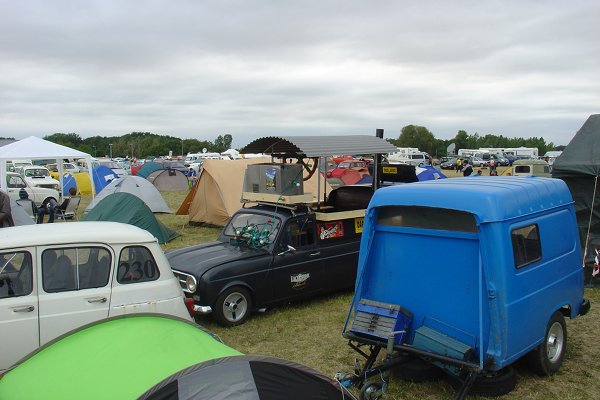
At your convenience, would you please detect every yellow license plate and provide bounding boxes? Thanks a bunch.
[382,166,397,174]
[355,217,364,233]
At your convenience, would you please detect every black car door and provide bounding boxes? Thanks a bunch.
[270,216,324,302]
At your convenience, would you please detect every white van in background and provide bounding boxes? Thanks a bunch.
[388,148,431,166]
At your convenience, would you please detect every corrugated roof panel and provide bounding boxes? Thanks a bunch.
[240,135,398,157]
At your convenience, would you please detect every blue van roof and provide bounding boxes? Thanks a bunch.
[370,177,573,223]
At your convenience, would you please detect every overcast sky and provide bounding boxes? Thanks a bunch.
[1,1,598,148]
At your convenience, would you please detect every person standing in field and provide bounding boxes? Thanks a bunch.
[0,190,15,228]
[455,158,462,172]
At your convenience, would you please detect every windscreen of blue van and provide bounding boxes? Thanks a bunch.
[361,206,486,349]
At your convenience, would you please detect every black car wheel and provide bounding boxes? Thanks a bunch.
[214,286,252,327]
[528,311,567,375]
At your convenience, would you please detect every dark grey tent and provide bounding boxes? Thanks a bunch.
[139,355,356,400]
[552,114,600,284]
[147,169,189,191]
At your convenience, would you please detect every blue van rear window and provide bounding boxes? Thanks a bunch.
[377,206,477,232]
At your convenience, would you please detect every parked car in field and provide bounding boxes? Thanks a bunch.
[96,159,127,177]
[155,160,189,174]
[47,162,81,175]
[327,159,370,184]
[512,159,552,177]
[440,157,458,169]
[490,155,510,166]
[467,156,488,167]
[0,222,194,371]
[4,172,60,207]
[19,165,60,191]
[167,198,364,327]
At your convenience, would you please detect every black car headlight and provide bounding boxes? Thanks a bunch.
[185,275,198,293]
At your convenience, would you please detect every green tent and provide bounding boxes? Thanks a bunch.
[0,315,241,399]
[0,315,356,400]
[553,114,600,285]
[83,192,178,244]
[137,161,163,179]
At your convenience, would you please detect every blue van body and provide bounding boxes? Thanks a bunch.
[345,177,587,371]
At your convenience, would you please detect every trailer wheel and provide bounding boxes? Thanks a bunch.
[359,381,383,400]
[392,357,444,382]
[448,367,517,397]
[214,286,252,327]
[528,311,567,375]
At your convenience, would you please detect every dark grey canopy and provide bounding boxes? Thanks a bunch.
[240,135,397,157]
[553,114,600,284]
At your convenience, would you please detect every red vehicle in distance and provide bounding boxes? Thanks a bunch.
[327,159,370,185]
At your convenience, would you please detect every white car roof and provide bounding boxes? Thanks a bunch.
[22,165,48,169]
[0,222,157,249]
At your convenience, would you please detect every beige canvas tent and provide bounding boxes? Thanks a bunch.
[177,158,332,226]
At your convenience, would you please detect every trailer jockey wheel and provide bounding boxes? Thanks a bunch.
[360,381,383,400]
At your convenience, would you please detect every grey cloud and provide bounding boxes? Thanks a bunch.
[1,0,599,147]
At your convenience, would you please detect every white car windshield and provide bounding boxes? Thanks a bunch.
[24,169,50,177]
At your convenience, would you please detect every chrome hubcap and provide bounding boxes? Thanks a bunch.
[546,321,564,362]
[223,292,248,322]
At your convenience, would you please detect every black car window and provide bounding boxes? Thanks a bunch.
[0,251,33,298]
[281,218,316,250]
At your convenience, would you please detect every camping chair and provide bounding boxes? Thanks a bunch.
[56,196,81,221]
[16,199,37,223]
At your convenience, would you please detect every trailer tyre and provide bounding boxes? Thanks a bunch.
[214,286,252,327]
[528,311,567,376]
[359,381,383,400]
[448,367,517,397]
[392,357,444,382]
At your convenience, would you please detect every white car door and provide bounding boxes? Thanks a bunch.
[37,246,113,346]
[0,250,39,371]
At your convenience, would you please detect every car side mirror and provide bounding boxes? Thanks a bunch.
[278,245,296,256]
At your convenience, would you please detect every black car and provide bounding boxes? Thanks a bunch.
[440,157,458,169]
[167,203,362,326]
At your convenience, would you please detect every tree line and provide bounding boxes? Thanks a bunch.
[24,127,558,159]
[389,125,558,157]
[43,132,233,159]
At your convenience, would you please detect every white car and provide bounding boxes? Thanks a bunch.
[47,162,81,174]
[96,159,127,177]
[20,165,60,191]
[0,222,194,371]
[4,172,60,207]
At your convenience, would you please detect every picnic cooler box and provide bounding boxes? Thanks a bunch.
[350,299,413,345]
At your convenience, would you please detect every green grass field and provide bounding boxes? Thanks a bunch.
[76,182,600,399]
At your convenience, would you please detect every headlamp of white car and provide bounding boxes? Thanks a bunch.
[185,275,197,292]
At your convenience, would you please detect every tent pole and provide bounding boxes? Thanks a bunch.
[583,175,599,267]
